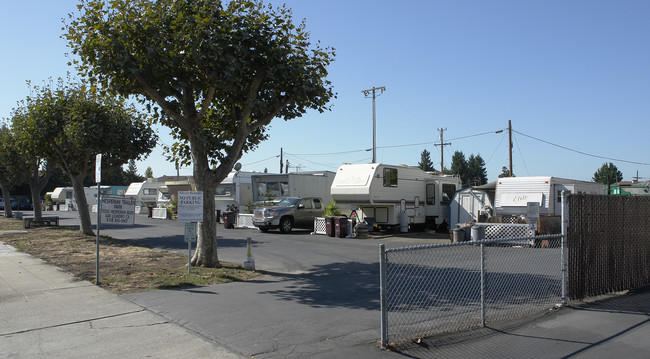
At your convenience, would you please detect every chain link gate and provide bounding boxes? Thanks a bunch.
[379,193,569,347]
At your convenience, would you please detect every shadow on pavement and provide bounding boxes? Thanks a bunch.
[256,261,380,310]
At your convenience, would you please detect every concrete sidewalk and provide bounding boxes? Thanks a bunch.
[0,240,242,359]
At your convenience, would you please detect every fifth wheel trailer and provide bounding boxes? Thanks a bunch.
[330,163,462,231]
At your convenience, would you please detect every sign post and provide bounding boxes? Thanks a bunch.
[95,154,102,285]
[178,191,203,275]
[184,222,197,274]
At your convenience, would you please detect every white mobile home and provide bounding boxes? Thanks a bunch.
[251,171,335,204]
[125,181,167,213]
[330,163,462,231]
[215,171,254,213]
[495,176,606,217]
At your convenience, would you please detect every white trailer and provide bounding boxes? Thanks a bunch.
[495,176,606,217]
[330,163,462,231]
[215,171,254,213]
[251,171,335,204]
[50,187,74,204]
[125,181,167,213]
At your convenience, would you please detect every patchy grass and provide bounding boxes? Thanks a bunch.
[0,216,259,294]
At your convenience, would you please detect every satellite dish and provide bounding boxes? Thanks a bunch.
[234,163,242,172]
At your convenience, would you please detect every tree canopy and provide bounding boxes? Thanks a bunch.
[450,151,488,186]
[65,0,335,266]
[11,80,157,235]
[593,162,623,184]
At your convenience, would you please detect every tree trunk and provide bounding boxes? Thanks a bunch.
[0,184,14,218]
[191,166,220,267]
[30,184,43,221]
[71,174,95,236]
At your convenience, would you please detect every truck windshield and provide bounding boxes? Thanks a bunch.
[277,198,300,207]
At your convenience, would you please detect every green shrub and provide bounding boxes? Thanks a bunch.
[324,200,341,216]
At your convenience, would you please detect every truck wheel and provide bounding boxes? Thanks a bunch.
[279,217,293,233]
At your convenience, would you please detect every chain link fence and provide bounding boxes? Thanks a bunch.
[380,234,565,347]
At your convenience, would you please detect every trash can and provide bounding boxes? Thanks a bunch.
[471,225,486,242]
[334,216,349,238]
[451,228,465,243]
[325,216,336,237]
[223,211,236,229]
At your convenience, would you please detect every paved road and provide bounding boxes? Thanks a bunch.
[48,211,448,358]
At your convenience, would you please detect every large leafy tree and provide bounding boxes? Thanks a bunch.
[65,0,335,267]
[593,162,623,184]
[13,81,157,235]
[8,101,56,221]
[0,125,20,218]
[418,149,435,172]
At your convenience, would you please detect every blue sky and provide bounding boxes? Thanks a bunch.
[1,0,649,182]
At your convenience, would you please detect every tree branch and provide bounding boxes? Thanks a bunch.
[134,74,192,130]
[196,85,216,122]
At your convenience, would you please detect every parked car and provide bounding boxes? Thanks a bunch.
[253,197,324,233]
[0,198,4,210]
[17,198,33,210]
[9,198,18,210]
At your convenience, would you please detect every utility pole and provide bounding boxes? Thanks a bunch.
[362,86,386,163]
[434,128,451,173]
[280,148,283,174]
[508,120,513,177]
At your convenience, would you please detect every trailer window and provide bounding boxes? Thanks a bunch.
[143,188,157,195]
[216,185,233,196]
[426,184,436,205]
[442,184,456,203]
[383,168,398,187]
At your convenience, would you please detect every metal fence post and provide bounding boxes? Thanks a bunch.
[481,239,485,327]
[379,244,388,347]
[561,191,568,305]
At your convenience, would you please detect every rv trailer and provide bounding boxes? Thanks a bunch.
[495,176,606,217]
[330,163,462,231]
[215,171,254,213]
[251,171,335,204]
[125,180,167,213]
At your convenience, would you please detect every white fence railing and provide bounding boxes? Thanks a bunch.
[473,223,536,245]
[314,217,327,235]
[236,214,256,229]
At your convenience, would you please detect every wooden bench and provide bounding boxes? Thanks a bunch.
[23,216,60,229]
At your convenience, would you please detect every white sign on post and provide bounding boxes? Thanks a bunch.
[95,154,102,183]
[100,196,136,225]
[177,191,204,223]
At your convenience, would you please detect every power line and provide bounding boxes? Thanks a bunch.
[242,155,280,167]
[513,130,650,166]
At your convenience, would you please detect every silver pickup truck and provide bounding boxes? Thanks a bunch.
[252,197,324,233]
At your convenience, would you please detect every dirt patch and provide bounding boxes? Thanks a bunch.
[0,217,259,294]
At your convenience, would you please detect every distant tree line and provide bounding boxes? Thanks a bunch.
[418,149,488,187]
